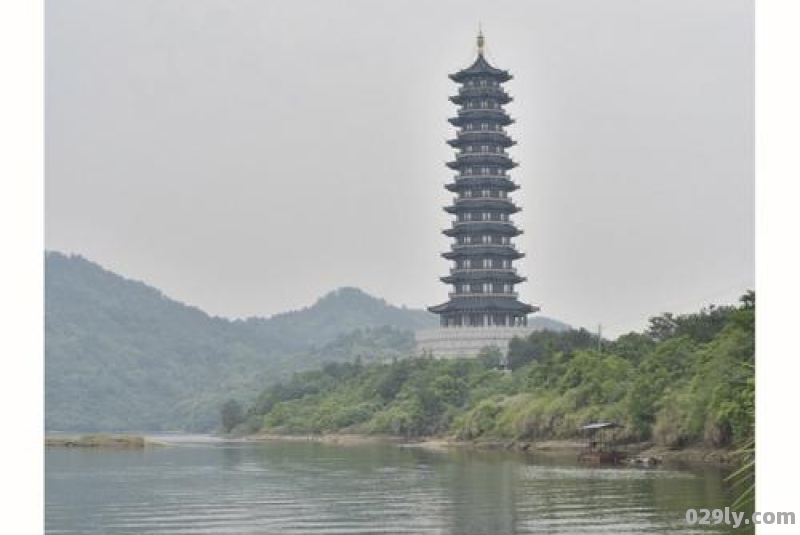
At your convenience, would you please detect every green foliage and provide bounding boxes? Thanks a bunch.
[726,437,755,508]
[45,252,436,432]
[220,399,245,433]
[247,293,755,453]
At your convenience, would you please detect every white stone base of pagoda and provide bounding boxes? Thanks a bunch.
[414,326,537,359]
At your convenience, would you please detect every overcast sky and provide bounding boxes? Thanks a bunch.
[45,0,753,336]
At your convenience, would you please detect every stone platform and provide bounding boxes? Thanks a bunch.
[414,326,538,359]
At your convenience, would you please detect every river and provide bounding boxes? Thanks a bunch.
[45,435,751,534]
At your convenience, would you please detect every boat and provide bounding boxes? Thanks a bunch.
[577,422,627,464]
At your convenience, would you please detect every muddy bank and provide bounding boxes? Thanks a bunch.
[244,432,740,465]
[45,434,159,448]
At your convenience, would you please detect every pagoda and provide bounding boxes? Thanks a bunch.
[417,31,539,358]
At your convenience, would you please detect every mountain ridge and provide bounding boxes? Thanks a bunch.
[45,251,569,432]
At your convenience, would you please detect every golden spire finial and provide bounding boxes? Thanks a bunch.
[477,24,485,55]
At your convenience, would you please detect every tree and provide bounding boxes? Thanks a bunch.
[220,399,245,433]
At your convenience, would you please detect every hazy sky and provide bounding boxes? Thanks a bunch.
[45,0,754,336]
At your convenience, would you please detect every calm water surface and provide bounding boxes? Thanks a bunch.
[46,436,751,534]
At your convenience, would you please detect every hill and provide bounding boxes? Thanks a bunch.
[242,294,754,453]
[45,252,434,432]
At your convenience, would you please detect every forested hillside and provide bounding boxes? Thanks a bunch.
[239,293,754,451]
[45,252,434,431]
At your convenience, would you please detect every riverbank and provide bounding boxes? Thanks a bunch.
[45,434,159,448]
[244,432,741,464]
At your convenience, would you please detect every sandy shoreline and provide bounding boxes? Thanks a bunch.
[248,433,585,453]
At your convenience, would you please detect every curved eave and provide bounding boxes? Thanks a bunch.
[441,272,526,284]
[444,201,520,214]
[429,297,537,314]
[449,54,513,83]
[446,156,518,170]
[443,224,522,237]
[445,178,519,192]
[449,113,514,127]
[450,93,512,105]
[447,136,515,148]
[442,248,524,260]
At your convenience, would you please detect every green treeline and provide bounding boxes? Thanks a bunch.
[234,292,754,449]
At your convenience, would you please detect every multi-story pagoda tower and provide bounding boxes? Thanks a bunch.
[417,32,539,358]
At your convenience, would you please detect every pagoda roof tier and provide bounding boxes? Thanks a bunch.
[442,245,524,260]
[443,221,522,237]
[441,270,526,284]
[444,199,520,214]
[428,297,537,315]
[447,132,515,148]
[445,176,519,192]
[447,153,518,169]
[450,88,512,105]
[449,109,514,126]
[449,53,513,83]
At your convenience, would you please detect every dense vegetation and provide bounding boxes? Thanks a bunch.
[45,251,571,432]
[45,252,435,432]
[239,292,754,450]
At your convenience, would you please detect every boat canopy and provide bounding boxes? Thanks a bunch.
[581,422,622,430]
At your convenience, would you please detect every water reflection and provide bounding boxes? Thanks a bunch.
[46,439,752,535]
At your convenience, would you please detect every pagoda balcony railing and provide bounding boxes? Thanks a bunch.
[457,86,508,95]
[448,292,519,299]
[456,128,510,137]
[449,268,518,275]
[457,107,508,115]
[453,220,516,227]
[454,195,512,202]
[456,151,509,158]
[455,174,512,181]
[451,243,518,250]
